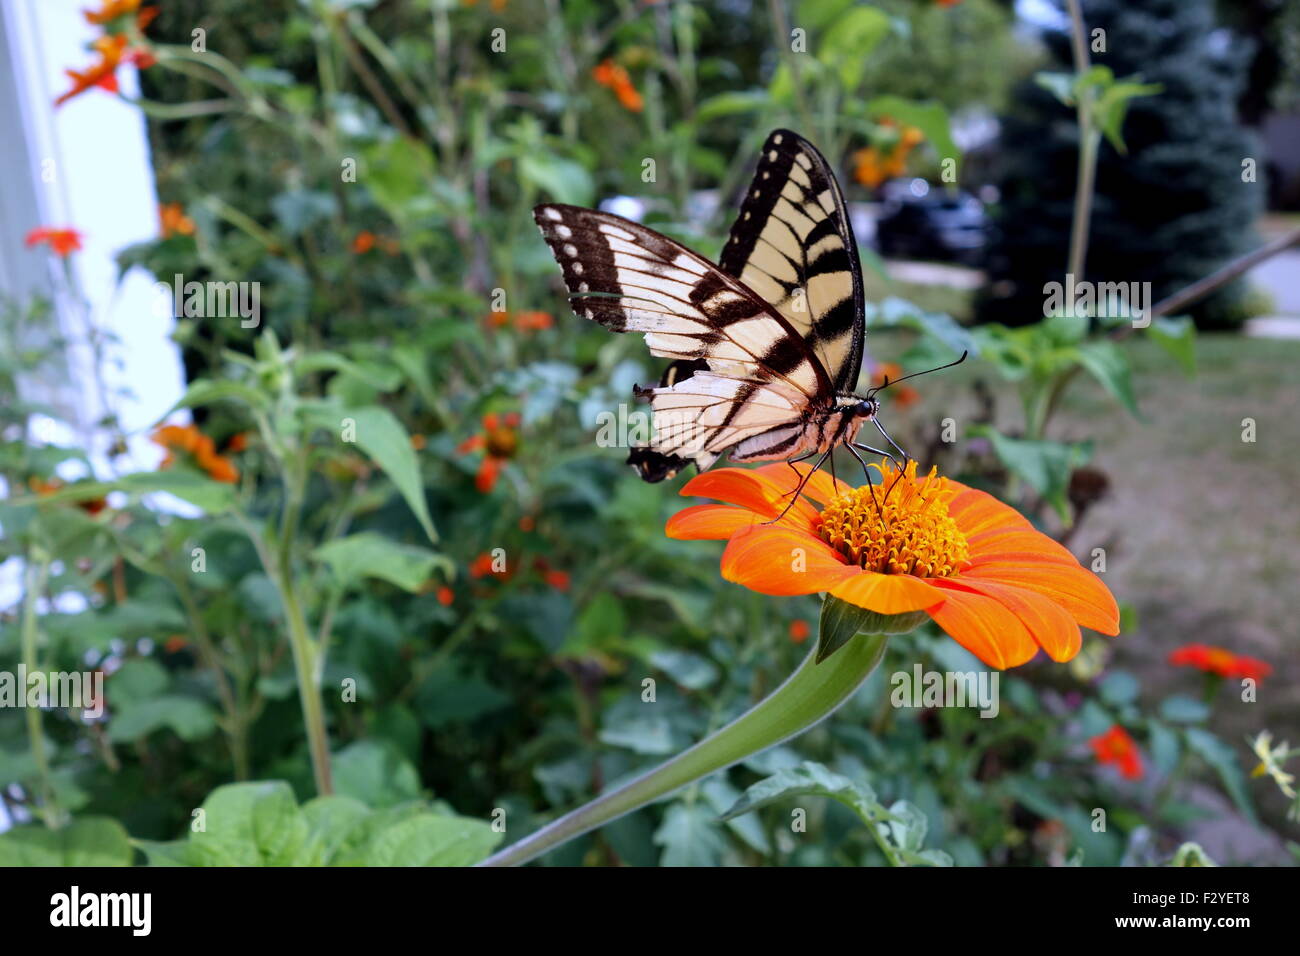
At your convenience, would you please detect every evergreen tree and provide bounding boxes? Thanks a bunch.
[980,0,1263,328]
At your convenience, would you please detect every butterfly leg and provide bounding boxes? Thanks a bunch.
[872,418,910,467]
[781,450,820,496]
[766,446,833,525]
[851,442,909,507]
[844,441,883,515]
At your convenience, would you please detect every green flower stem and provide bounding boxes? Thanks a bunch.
[21,553,61,827]
[479,633,890,867]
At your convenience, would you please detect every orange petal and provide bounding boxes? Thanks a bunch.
[961,561,1119,635]
[944,577,1081,662]
[720,525,856,596]
[666,504,763,541]
[925,584,1041,669]
[680,468,818,530]
[828,571,944,615]
[965,527,1082,563]
[948,486,1031,537]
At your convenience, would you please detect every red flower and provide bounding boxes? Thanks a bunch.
[1090,725,1143,780]
[789,620,811,644]
[436,586,454,606]
[25,227,84,257]
[1169,644,1272,682]
[55,33,152,106]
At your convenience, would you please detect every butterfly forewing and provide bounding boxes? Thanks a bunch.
[719,129,865,394]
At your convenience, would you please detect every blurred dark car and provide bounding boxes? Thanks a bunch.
[875,180,990,267]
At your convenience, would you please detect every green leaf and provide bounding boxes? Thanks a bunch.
[719,760,886,829]
[1159,695,1209,724]
[14,470,236,514]
[362,813,501,866]
[343,406,437,543]
[519,154,594,206]
[332,741,423,809]
[163,379,269,415]
[971,426,1091,522]
[701,778,770,854]
[863,96,961,169]
[693,91,769,123]
[653,802,726,867]
[301,795,375,864]
[650,649,719,690]
[1075,340,1140,417]
[0,817,133,866]
[820,6,891,89]
[188,781,311,866]
[1185,729,1255,823]
[108,696,218,743]
[134,838,193,867]
[1093,79,1161,154]
[364,137,436,219]
[313,532,451,593]
[1147,317,1196,374]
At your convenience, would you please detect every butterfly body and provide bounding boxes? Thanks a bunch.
[535,129,888,486]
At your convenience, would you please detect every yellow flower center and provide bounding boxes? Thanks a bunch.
[816,461,969,578]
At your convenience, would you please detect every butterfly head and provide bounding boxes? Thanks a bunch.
[852,397,880,420]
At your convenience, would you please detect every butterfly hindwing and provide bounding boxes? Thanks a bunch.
[720,129,865,394]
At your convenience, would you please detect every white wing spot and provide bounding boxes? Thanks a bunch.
[542,207,563,221]
[572,262,584,275]
[773,133,784,145]
[556,225,572,239]
[768,150,778,161]
[562,243,577,257]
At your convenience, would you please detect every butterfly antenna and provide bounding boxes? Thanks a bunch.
[867,350,969,400]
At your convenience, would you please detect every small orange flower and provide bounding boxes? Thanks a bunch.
[593,59,644,113]
[519,515,536,532]
[83,0,156,27]
[513,310,554,332]
[789,620,811,643]
[164,635,189,654]
[1090,725,1143,780]
[545,569,570,592]
[470,552,511,580]
[25,227,84,257]
[152,422,240,484]
[1169,644,1271,683]
[457,412,521,493]
[871,362,920,409]
[55,33,152,106]
[666,460,1119,669]
[410,433,427,451]
[159,203,195,238]
[436,586,454,606]
[352,231,377,254]
[224,431,250,453]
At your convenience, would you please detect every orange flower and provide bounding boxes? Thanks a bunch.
[164,635,189,654]
[159,203,195,238]
[352,231,377,254]
[25,227,84,257]
[513,310,554,332]
[457,412,521,493]
[224,431,250,453]
[1169,644,1272,683]
[55,33,152,106]
[469,552,511,580]
[152,422,240,484]
[871,362,920,409]
[1090,725,1143,780]
[665,459,1119,669]
[436,586,454,606]
[83,0,157,27]
[519,515,536,532]
[789,620,811,644]
[593,59,644,113]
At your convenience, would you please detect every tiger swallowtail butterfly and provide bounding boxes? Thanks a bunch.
[534,129,954,498]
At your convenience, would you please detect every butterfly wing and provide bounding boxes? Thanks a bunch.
[720,129,865,394]
[533,203,833,475]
